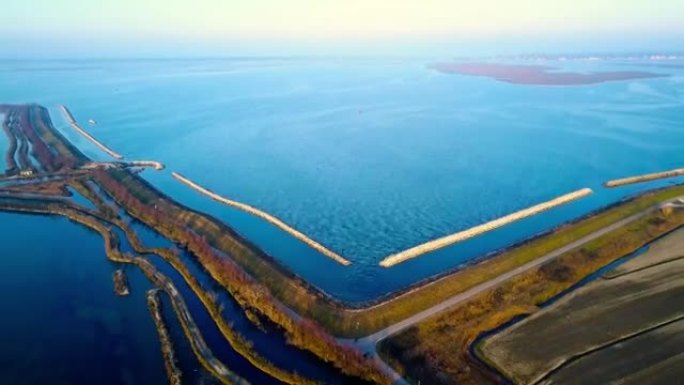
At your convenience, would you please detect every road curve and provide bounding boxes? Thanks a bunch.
[353,196,683,357]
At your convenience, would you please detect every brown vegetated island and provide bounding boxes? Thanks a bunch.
[146,289,183,385]
[113,269,129,296]
[430,62,668,85]
[0,103,391,384]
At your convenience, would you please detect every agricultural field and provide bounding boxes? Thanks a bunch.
[538,319,683,385]
[479,230,684,384]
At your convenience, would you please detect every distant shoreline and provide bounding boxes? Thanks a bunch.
[430,62,669,85]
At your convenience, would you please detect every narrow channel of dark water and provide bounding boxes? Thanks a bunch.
[25,137,42,171]
[112,225,281,384]
[144,251,283,384]
[464,247,651,357]
[157,290,222,385]
[67,186,98,210]
[537,245,649,308]
[113,212,363,384]
[171,248,366,384]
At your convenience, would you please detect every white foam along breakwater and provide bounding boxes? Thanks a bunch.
[58,105,123,160]
[123,160,165,170]
[174,170,593,269]
[604,168,684,188]
[172,172,352,266]
[379,188,594,267]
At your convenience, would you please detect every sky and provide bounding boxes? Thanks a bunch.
[2,0,683,58]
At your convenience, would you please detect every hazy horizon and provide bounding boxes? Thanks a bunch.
[3,0,684,59]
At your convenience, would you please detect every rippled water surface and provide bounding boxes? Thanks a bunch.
[2,58,683,301]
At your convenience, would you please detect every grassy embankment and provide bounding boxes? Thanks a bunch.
[19,103,684,344]
[6,104,369,384]
[99,195,319,385]
[0,198,248,385]
[2,113,19,172]
[9,177,319,385]
[0,179,70,196]
[66,177,325,385]
[146,289,183,385]
[97,164,684,385]
[378,202,684,385]
[479,254,684,384]
[136,256,249,385]
[12,103,684,384]
[25,105,87,170]
[101,163,684,337]
[95,168,388,384]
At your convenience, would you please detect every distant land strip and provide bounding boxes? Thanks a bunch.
[430,62,667,85]
[379,188,593,267]
[58,104,124,160]
[604,168,684,188]
[172,171,352,266]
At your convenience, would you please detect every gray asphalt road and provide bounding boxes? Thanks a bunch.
[350,197,683,384]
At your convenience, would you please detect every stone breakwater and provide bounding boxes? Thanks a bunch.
[172,171,351,266]
[604,168,684,188]
[173,169,593,269]
[58,105,123,160]
[121,160,165,170]
[380,188,594,267]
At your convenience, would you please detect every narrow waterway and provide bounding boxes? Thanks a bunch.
[117,215,365,384]
[67,186,98,210]
[156,289,223,385]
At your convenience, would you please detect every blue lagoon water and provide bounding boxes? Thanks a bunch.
[1,58,684,302]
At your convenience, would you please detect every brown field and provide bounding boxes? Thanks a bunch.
[605,226,684,278]
[539,319,683,385]
[480,235,684,384]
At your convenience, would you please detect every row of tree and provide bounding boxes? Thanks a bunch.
[93,169,389,384]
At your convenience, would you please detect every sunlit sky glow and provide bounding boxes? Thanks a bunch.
[2,0,683,58]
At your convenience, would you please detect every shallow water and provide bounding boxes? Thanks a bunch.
[156,291,222,385]
[67,186,97,210]
[2,58,684,301]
